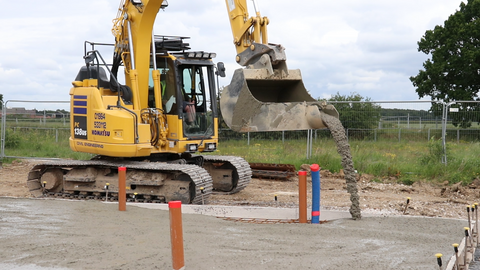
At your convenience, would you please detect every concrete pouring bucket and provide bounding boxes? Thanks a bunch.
[220,67,339,132]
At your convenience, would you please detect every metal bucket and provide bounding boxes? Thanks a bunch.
[220,68,339,132]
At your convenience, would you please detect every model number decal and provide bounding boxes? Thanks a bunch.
[94,121,107,129]
[73,116,88,139]
[94,113,106,120]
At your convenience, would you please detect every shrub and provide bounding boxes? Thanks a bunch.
[4,129,21,148]
[420,137,446,165]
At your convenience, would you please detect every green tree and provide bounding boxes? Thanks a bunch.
[410,0,480,128]
[327,92,381,139]
[0,93,3,109]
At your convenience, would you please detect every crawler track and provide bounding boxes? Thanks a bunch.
[203,155,251,194]
[27,159,213,204]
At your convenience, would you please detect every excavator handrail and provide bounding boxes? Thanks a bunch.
[84,41,115,58]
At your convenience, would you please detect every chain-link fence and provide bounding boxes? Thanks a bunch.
[2,99,480,163]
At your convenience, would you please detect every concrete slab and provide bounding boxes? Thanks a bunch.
[127,202,356,220]
[0,197,469,269]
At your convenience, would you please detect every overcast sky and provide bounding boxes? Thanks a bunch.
[0,0,464,110]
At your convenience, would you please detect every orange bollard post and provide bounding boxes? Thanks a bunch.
[118,167,126,211]
[169,201,185,270]
[298,171,308,224]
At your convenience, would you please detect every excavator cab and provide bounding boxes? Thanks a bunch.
[149,44,218,144]
[178,64,215,137]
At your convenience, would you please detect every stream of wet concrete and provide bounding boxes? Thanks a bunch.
[322,112,361,220]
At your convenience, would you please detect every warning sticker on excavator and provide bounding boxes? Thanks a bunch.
[227,0,235,11]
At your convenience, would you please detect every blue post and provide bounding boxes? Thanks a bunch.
[311,164,320,224]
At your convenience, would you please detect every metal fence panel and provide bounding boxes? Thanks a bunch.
[1,100,69,159]
[3,100,480,162]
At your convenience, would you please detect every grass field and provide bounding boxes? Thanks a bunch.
[2,123,480,186]
[214,138,480,185]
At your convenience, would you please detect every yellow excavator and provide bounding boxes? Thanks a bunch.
[27,0,338,204]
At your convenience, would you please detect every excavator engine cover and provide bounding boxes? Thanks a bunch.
[221,67,339,132]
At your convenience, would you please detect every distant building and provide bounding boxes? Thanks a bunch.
[0,107,37,117]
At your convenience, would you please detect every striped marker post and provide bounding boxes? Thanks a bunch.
[311,164,320,224]
[169,201,185,270]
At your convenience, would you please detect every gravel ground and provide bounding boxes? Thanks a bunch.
[2,159,479,219]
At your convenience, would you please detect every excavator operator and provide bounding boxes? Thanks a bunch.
[183,96,196,125]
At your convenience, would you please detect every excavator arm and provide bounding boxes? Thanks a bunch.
[225,0,287,74]
[111,0,167,110]
[226,0,269,53]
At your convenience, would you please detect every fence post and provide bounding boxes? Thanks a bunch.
[306,130,311,160]
[0,101,5,159]
[374,129,377,142]
[398,129,401,142]
[247,132,250,146]
[309,130,313,158]
[457,129,460,143]
[442,102,450,164]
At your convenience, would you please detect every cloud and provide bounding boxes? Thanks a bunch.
[0,0,465,111]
